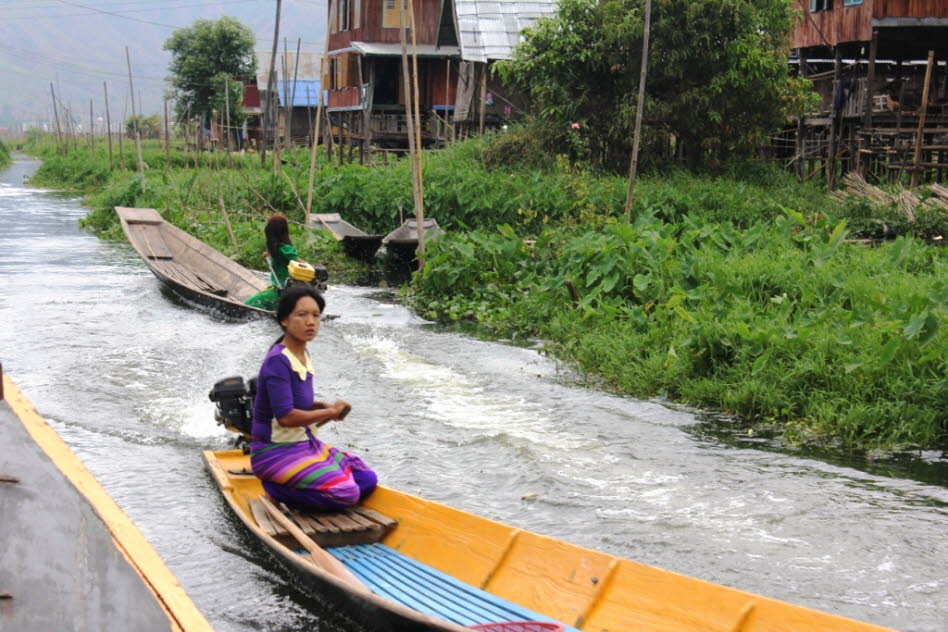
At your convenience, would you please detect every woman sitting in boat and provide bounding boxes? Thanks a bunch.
[250,285,377,511]
[245,213,300,310]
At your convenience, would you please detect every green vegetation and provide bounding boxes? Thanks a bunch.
[126,114,163,140]
[0,138,10,169]
[23,132,947,450]
[164,16,255,126]
[24,136,366,279]
[497,0,816,169]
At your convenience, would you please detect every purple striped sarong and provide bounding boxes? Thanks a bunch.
[250,428,377,512]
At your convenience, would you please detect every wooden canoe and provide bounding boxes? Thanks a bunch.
[382,218,444,262]
[115,206,272,318]
[310,213,384,262]
[203,449,893,632]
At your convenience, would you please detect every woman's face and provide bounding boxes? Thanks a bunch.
[280,296,321,344]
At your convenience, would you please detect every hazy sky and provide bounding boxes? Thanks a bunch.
[0,0,327,123]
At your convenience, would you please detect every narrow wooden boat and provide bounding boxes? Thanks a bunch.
[115,206,272,318]
[383,218,444,262]
[203,449,892,632]
[310,213,384,262]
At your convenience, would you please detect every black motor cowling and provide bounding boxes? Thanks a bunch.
[208,376,256,437]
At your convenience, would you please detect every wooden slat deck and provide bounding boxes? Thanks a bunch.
[248,496,397,547]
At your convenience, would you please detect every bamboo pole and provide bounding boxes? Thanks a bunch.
[49,84,64,155]
[624,0,652,222]
[400,1,425,267]
[827,46,842,190]
[305,53,328,226]
[118,92,127,170]
[126,46,145,176]
[288,37,302,147]
[407,0,426,266]
[103,82,114,170]
[478,62,487,136]
[911,50,936,187]
[164,99,171,173]
[260,0,282,166]
[88,100,94,152]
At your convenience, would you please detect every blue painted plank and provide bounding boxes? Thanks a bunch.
[318,545,579,630]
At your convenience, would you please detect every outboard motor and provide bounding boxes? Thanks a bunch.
[208,376,256,438]
[286,260,330,292]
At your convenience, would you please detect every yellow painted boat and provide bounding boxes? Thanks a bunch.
[203,449,892,632]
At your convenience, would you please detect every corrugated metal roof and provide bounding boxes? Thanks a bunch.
[276,79,325,107]
[453,0,558,63]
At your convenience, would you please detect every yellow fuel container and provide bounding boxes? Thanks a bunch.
[288,260,316,283]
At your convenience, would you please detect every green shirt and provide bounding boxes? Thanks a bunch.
[270,242,299,288]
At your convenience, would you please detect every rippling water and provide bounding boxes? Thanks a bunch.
[1,157,946,631]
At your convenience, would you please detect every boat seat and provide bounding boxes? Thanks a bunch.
[248,497,397,547]
[325,544,579,631]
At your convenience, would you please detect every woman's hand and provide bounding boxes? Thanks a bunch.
[331,400,352,421]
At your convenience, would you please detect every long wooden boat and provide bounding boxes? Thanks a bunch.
[203,449,892,632]
[115,206,272,318]
[383,218,444,262]
[310,213,384,262]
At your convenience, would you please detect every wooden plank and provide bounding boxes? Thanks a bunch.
[283,507,319,535]
[353,506,398,531]
[116,206,163,224]
[249,498,280,537]
[322,513,361,533]
[257,496,370,592]
[310,515,341,534]
[126,224,174,260]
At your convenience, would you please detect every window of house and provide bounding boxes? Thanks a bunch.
[809,0,833,10]
[383,0,409,28]
[843,0,862,5]
[353,0,361,29]
[329,0,337,33]
[340,0,350,31]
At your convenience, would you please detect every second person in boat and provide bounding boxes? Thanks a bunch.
[245,213,299,311]
[249,285,378,512]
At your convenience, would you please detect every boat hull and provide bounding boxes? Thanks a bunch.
[115,206,273,319]
[203,450,893,632]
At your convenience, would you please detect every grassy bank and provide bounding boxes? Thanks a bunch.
[25,134,947,450]
[0,139,10,169]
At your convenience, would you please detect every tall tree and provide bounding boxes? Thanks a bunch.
[164,16,256,126]
[498,0,816,169]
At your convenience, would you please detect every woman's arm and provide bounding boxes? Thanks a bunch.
[277,400,351,428]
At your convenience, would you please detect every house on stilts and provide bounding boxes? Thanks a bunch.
[323,0,556,162]
[787,0,948,186]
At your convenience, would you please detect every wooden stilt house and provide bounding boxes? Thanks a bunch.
[788,1,948,185]
[325,0,460,161]
[324,0,557,161]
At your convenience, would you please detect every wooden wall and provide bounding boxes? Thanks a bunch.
[874,0,948,17]
[328,0,443,52]
[792,0,948,49]
[791,1,874,49]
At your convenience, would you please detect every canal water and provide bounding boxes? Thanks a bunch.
[0,156,945,631]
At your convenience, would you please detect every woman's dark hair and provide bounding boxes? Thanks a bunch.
[264,214,292,260]
[274,285,325,344]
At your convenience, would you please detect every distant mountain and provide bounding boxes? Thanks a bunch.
[0,1,327,128]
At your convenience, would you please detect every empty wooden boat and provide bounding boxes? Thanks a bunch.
[115,206,271,318]
[310,213,383,262]
[203,449,892,632]
[382,218,444,262]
